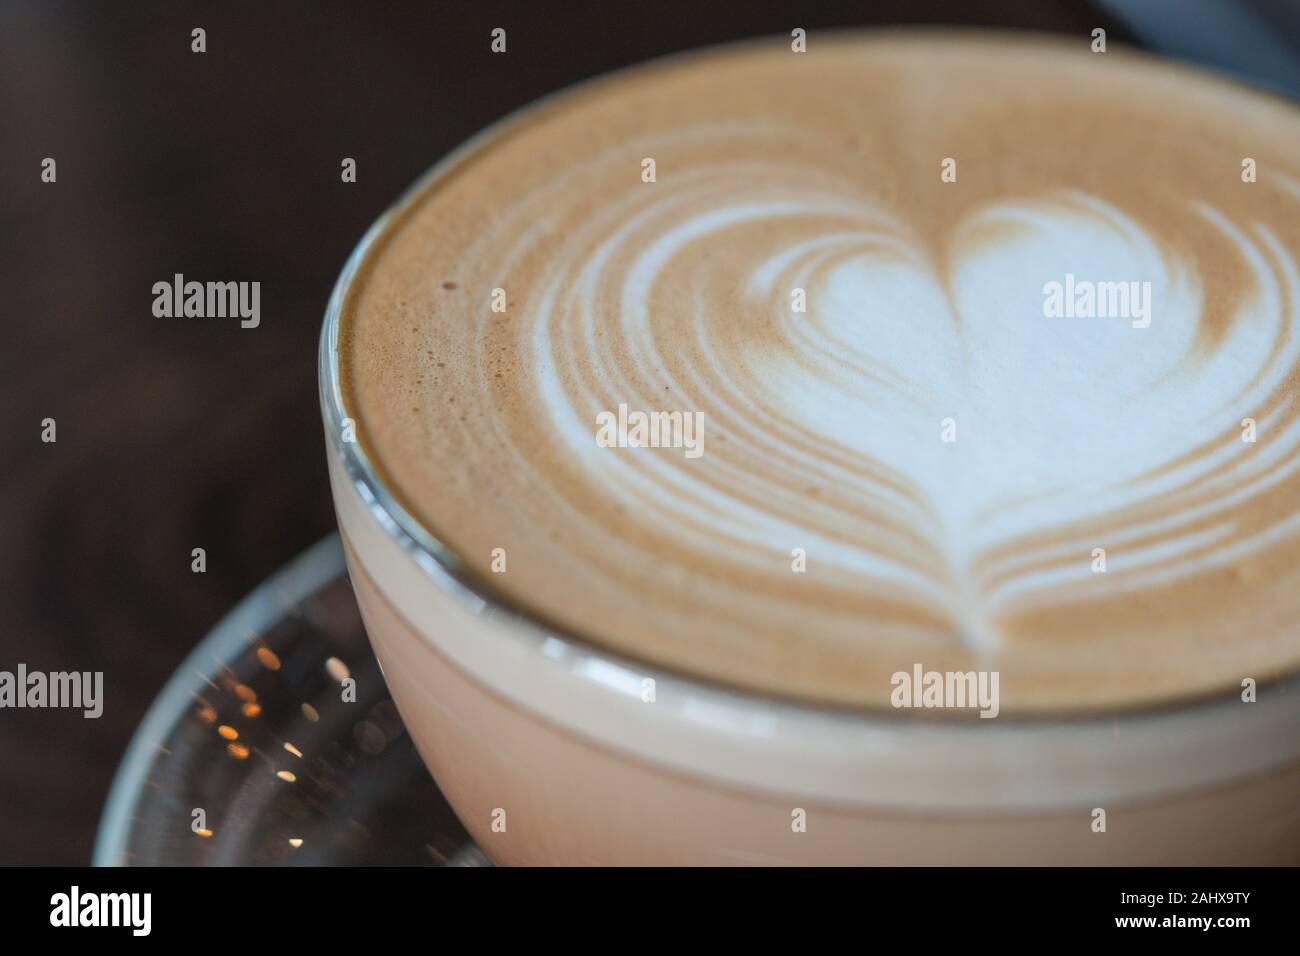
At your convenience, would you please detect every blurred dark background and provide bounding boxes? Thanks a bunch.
[2,0,1286,865]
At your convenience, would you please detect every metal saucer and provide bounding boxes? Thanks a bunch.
[94,535,488,866]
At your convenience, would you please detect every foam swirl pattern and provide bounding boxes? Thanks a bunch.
[341,35,1300,712]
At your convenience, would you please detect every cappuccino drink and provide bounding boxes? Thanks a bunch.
[324,32,1300,863]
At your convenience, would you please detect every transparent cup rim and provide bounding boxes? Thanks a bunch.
[317,28,1300,734]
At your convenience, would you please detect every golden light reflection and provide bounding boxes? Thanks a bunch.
[325,657,350,682]
[234,684,257,703]
[288,838,303,848]
[276,770,297,783]
[301,703,319,722]
[217,725,239,741]
[284,742,303,758]
[195,828,214,838]
[227,743,250,760]
[257,646,282,671]
[241,702,262,718]
[196,705,217,724]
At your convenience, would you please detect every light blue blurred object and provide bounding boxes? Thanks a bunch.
[1095,0,1299,96]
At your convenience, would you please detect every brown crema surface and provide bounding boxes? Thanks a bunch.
[340,32,1300,713]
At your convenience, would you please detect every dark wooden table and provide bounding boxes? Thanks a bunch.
[0,0,1118,864]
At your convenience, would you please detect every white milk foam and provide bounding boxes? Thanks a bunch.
[342,34,1300,711]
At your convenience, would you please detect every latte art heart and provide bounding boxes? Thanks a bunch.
[341,34,1300,711]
